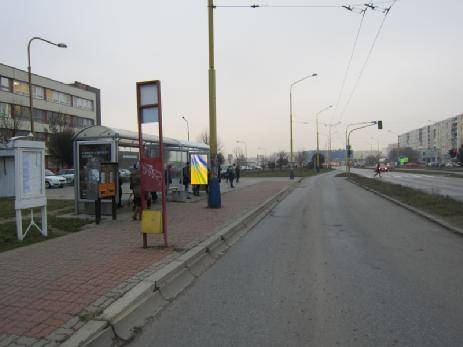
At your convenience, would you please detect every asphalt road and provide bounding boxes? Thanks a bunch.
[130,172,463,347]
[350,167,463,202]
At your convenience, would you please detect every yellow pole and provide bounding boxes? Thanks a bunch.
[290,88,293,165]
[208,0,218,177]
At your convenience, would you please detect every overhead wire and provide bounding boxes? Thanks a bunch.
[330,6,368,123]
[337,0,397,122]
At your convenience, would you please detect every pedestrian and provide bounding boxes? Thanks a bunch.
[182,162,191,199]
[117,171,123,208]
[193,183,200,196]
[235,165,240,183]
[228,165,235,188]
[130,164,142,220]
[373,162,382,178]
[217,164,222,183]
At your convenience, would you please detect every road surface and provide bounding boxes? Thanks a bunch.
[130,172,463,347]
[350,167,463,202]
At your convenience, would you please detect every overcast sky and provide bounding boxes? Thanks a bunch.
[2,0,462,156]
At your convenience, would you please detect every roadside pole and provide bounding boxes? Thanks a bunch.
[207,0,221,208]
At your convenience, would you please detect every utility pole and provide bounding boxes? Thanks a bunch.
[315,105,332,171]
[322,121,340,169]
[207,0,221,207]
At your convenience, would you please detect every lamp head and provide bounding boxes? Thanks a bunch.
[57,43,67,48]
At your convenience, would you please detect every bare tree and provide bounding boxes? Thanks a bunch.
[48,112,71,133]
[233,146,246,165]
[0,116,23,143]
[276,151,289,169]
[197,129,224,154]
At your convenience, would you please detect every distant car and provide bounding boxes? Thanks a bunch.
[58,169,75,185]
[45,169,66,189]
[379,164,388,172]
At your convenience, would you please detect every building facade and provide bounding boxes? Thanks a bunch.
[397,114,463,163]
[0,63,101,167]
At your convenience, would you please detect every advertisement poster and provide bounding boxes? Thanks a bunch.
[190,154,208,185]
[79,143,111,199]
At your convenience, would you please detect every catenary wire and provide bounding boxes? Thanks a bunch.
[330,7,367,123]
[337,0,397,122]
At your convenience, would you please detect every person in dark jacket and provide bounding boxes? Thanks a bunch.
[182,163,191,199]
[228,165,235,188]
[235,165,241,183]
[117,171,123,208]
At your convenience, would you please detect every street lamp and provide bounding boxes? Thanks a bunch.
[181,115,190,142]
[27,37,67,135]
[236,140,248,167]
[321,121,341,168]
[316,105,333,171]
[289,73,318,165]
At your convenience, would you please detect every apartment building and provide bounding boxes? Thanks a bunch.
[0,63,101,167]
[397,114,463,163]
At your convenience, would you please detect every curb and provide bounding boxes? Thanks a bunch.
[62,180,298,347]
[347,178,463,236]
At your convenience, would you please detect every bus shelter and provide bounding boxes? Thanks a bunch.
[73,125,209,214]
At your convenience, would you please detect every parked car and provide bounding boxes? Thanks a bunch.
[58,169,75,185]
[45,169,66,189]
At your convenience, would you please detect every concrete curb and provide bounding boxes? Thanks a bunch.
[347,178,463,236]
[63,180,298,347]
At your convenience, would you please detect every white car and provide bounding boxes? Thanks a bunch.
[45,169,66,189]
[58,169,75,185]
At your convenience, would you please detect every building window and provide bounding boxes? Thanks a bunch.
[33,108,47,123]
[12,105,29,120]
[73,96,93,111]
[13,80,29,96]
[0,76,10,92]
[46,89,60,103]
[0,102,11,117]
[59,92,72,106]
[32,86,45,100]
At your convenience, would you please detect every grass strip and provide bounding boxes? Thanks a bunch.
[241,168,332,178]
[346,173,463,229]
[0,199,74,220]
[0,215,92,253]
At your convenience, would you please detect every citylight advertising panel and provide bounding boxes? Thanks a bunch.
[191,154,208,185]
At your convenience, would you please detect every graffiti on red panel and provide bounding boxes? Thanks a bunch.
[141,158,163,192]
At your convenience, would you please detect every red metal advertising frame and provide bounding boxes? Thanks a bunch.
[136,80,168,248]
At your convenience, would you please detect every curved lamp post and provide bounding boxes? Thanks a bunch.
[27,37,67,135]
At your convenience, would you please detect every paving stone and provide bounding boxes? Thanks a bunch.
[30,340,49,347]
[0,335,18,347]
[60,317,80,330]
[0,179,289,343]
[15,337,37,346]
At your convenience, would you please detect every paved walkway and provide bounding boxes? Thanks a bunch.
[0,179,291,346]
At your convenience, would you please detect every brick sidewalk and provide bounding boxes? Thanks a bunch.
[0,180,290,346]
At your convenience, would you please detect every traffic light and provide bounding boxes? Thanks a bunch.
[377,120,383,129]
[346,145,352,158]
